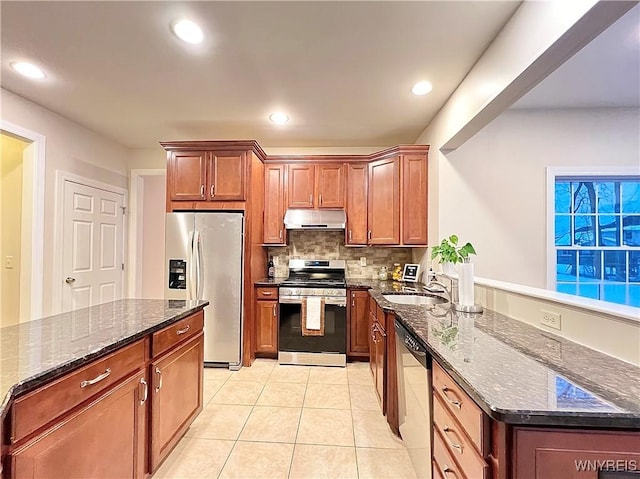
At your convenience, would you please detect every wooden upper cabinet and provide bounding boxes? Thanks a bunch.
[316,164,345,208]
[287,164,315,208]
[264,164,286,244]
[368,157,400,245]
[287,163,345,209]
[208,151,246,201]
[401,154,428,245]
[169,151,207,201]
[346,163,368,245]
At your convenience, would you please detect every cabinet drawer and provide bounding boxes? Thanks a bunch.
[152,311,204,358]
[433,427,467,479]
[433,395,488,478]
[12,339,146,444]
[256,287,278,300]
[432,361,486,453]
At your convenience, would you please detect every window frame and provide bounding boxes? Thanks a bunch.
[546,166,640,305]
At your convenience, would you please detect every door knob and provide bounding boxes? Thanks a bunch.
[65,277,76,284]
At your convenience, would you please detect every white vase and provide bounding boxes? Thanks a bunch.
[441,262,455,276]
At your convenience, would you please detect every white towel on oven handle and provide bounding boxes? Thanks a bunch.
[305,296,322,330]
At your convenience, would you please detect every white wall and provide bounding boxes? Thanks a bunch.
[439,108,639,287]
[1,88,130,316]
[140,174,166,299]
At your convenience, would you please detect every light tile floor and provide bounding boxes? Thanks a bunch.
[153,360,417,479]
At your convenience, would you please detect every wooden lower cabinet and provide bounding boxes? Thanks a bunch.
[255,300,278,355]
[10,370,148,479]
[513,428,640,478]
[150,332,204,471]
[348,289,369,358]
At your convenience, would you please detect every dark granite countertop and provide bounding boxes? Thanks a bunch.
[254,277,287,286]
[0,299,208,420]
[368,288,640,429]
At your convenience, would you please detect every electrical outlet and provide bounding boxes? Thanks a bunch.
[5,256,14,269]
[360,257,367,266]
[541,309,562,331]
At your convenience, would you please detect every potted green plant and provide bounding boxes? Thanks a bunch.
[431,235,476,275]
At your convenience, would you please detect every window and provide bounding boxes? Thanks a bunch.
[551,172,640,307]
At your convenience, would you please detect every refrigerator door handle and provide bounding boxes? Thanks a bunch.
[194,230,202,300]
[188,230,196,301]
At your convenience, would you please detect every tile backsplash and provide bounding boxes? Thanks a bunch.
[267,230,413,279]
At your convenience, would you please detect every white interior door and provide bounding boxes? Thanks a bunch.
[62,180,125,312]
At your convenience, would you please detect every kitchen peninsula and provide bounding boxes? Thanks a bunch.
[361,283,640,478]
[0,299,208,479]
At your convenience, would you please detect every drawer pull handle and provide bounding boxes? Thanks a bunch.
[441,386,462,409]
[139,377,148,405]
[176,325,191,335]
[442,425,464,453]
[442,465,458,477]
[262,291,273,296]
[200,185,205,197]
[80,368,111,388]
[155,367,163,393]
[279,229,283,240]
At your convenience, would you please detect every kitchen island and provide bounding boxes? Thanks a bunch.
[0,299,208,479]
[363,282,640,478]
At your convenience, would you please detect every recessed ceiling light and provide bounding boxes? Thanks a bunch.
[412,81,433,96]
[11,62,46,79]
[269,112,289,125]
[172,20,203,44]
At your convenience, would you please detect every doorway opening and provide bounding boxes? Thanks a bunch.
[0,125,45,326]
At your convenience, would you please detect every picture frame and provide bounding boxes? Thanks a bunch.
[402,263,420,283]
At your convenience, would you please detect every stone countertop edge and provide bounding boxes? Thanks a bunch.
[368,289,640,429]
[0,299,208,423]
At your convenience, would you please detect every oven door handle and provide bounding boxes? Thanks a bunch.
[279,297,346,306]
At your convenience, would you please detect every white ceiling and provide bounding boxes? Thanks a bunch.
[512,3,640,110]
[1,1,522,149]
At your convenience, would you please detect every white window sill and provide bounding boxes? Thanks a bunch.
[474,277,640,324]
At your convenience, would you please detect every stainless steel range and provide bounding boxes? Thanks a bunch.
[278,260,347,367]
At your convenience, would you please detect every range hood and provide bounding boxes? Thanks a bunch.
[284,209,346,230]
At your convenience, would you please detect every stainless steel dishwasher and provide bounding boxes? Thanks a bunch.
[396,319,432,479]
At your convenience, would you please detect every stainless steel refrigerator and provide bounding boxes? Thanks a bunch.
[165,212,244,370]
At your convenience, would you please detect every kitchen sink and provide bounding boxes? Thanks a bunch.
[382,294,449,306]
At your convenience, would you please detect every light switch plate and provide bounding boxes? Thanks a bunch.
[360,257,367,266]
[5,256,13,269]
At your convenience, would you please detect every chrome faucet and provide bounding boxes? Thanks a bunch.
[424,279,452,303]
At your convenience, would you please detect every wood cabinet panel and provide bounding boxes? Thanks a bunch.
[433,395,488,478]
[263,164,286,244]
[11,370,148,479]
[368,157,400,245]
[150,333,204,471]
[348,290,369,357]
[152,310,204,358]
[401,154,428,245]
[316,164,344,208]
[255,300,278,354]
[433,361,487,454]
[209,151,246,200]
[513,428,640,479]
[169,151,207,201]
[12,339,146,444]
[345,163,368,245]
[287,164,315,208]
